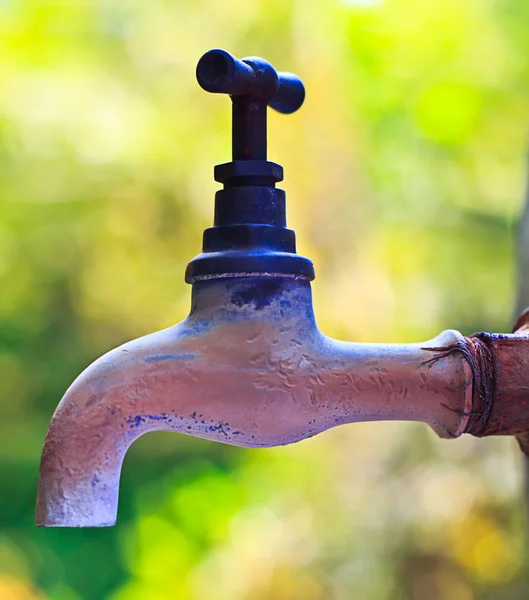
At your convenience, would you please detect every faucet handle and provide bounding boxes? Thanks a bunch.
[187,49,315,284]
[196,48,305,162]
[196,48,305,115]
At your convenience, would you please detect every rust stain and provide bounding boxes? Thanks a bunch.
[422,335,494,436]
[423,312,529,447]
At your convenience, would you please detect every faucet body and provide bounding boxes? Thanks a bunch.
[37,49,529,527]
[37,277,469,527]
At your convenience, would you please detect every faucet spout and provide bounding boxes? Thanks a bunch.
[37,277,469,527]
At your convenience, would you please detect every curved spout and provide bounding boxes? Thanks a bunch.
[37,277,469,527]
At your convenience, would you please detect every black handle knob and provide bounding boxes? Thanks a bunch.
[196,48,305,114]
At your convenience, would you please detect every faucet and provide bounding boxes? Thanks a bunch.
[37,49,529,527]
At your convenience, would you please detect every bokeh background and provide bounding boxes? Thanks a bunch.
[1,0,529,598]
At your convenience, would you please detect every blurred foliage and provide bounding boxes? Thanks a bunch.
[1,0,529,598]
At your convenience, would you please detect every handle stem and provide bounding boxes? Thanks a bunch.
[232,98,267,161]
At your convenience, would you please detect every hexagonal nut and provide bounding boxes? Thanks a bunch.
[214,161,284,183]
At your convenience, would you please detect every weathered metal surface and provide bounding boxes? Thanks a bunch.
[36,277,469,527]
[421,317,529,441]
[469,331,529,437]
[38,48,529,529]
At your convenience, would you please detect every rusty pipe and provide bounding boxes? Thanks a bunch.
[37,277,471,527]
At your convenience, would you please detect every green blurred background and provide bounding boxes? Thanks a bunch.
[1,0,529,598]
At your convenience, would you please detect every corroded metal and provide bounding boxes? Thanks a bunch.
[420,317,529,443]
[37,49,529,528]
[37,278,470,527]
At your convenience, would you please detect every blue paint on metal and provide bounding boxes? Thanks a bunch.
[126,414,171,428]
[144,353,196,363]
[230,279,282,310]
[179,318,213,337]
[206,420,231,437]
